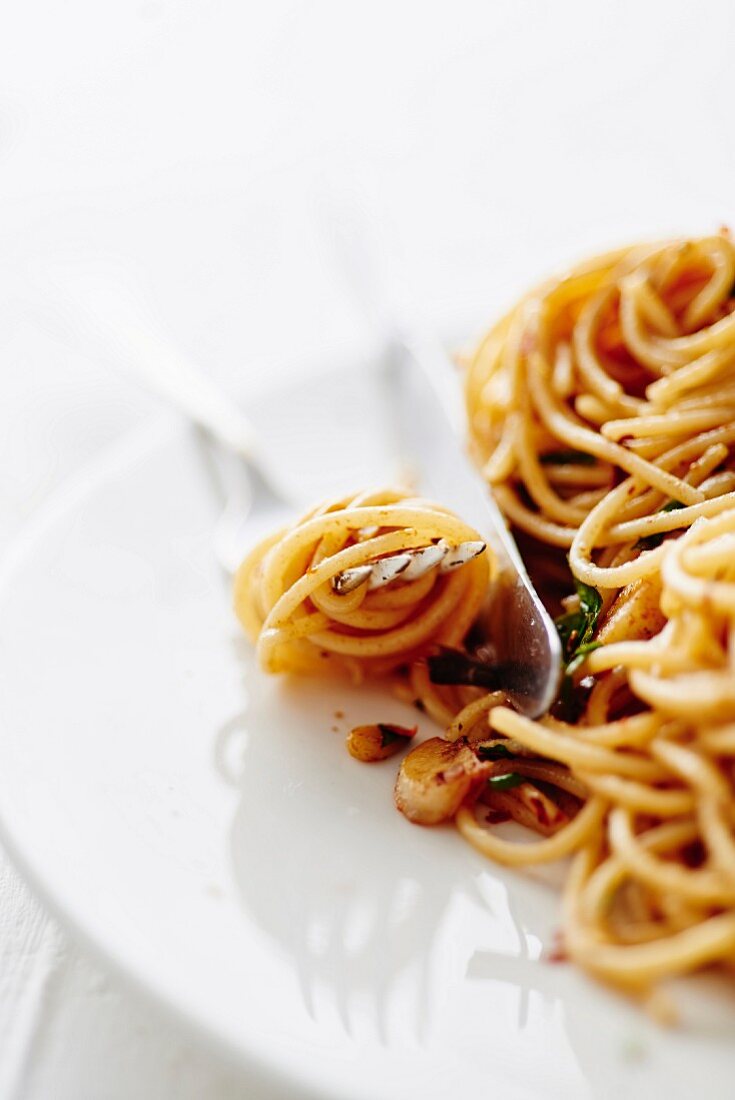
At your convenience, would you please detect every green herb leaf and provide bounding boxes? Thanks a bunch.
[426,648,501,688]
[427,648,536,695]
[540,449,597,467]
[554,580,602,663]
[476,741,514,761]
[559,673,580,722]
[488,772,525,791]
[377,723,415,749]
[554,579,603,719]
[634,499,687,550]
[554,608,584,656]
[576,581,602,622]
[566,641,601,678]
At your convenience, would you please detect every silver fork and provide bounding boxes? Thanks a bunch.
[324,203,562,717]
[37,259,561,713]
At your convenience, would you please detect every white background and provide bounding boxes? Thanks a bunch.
[0,1,733,1095]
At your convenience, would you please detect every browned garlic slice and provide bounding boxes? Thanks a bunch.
[394,737,491,825]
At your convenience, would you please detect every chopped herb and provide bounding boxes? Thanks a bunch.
[558,670,593,723]
[428,648,500,687]
[377,723,415,749]
[561,641,601,718]
[566,641,601,678]
[488,772,525,791]
[554,580,602,663]
[476,741,514,761]
[634,499,686,551]
[577,580,603,620]
[540,449,597,466]
[347,723,416,762]
[427,648,538,695]
[634,533,662,551]
[555,582,603,721]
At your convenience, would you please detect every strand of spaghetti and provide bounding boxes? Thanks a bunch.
[629,669,735,722]
[567,902,735,989]
[662,510,735,613]
[569,480,668,588]
[576,772,694,816]
[502,759,588,800]
[608,807,735,906]
[515,392,591,525]
[491,483,579,547]
[700,725,735,753]
[568,443,733,589]
[646,348,735,406]
[529,354,704,505]
[233,528,284,639]
[583,667,629,725]
[304,569,478,659]
[489,707,667,780]
[602,406,735,442]
[259,505,481,613]
[408,661,460,727]
[650,738,731,800]
[576,826,695,930]
[261,529,432,629]
[455,795,606,867]
[543,462,613,488]
[699,797,735,881]
[573,288,644,412]
[584,639,692,675]
[541,711,663,748]
[445,693,505,742]
[600,490,735,546]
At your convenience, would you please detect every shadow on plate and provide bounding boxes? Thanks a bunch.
[218,639,735,1090]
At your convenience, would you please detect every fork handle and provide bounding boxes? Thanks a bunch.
[35,271,260,461]
[112,319,259,461]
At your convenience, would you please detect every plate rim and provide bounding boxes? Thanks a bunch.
[0,411,332,1100]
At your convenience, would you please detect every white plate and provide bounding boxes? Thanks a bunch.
[0,357,734,1100]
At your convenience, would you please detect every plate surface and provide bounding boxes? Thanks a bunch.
[0,358,734,1100]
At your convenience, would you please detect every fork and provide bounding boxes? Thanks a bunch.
[38,256,561,713]
[323,202,562,716]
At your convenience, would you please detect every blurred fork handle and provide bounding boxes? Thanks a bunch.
[25,266,296,572]
[28,266,261,460]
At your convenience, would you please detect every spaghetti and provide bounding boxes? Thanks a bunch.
[452,231,735,1004]
[235,232,735,1008]
[233,487,493,726]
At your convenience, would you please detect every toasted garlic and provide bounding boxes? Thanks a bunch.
[394,737,491,824]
